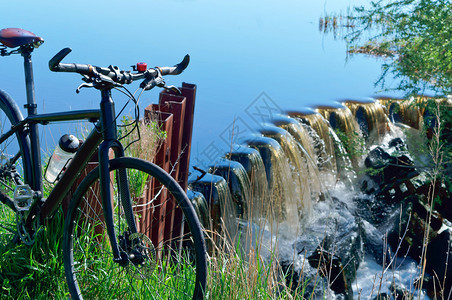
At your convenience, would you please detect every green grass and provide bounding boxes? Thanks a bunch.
[68,218,199,299]
[0,206,306,300]
[0,209,68,299]
[0,208,201,299]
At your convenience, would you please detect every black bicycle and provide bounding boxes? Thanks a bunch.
[0,28,206,299]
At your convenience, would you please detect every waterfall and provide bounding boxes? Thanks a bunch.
[186,190,210,231]
[328,126,356,187]
[189,173,238,244]
[189,98,432,248]
[227,145,269,223]
[243,135,300,237]
[186,96,450,298]
[378,97,423,129]
[208,158,251,219]
[289,110,338,186]
[317,104,364,170]
[259,124,313,219]
[272,115,323,202]
[343,100,389,144]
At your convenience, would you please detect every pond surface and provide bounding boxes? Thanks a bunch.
[1,0,394,159]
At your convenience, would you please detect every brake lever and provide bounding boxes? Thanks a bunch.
[76,82,94,94]
[164,85,182,95]
[140,69,181,95]
[76,74,123,93]
[96,74,123,87]
[141,75,164,91]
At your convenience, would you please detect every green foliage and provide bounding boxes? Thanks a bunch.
[422,99,452,197]
[118,116,166,197]
[1,207,200,299]
[345,0,452,96]
[206,237,313,300]
[119,116,166,158]
[0,209,69,299]
[334,129,367,169]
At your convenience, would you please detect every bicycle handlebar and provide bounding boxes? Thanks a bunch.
[49,47,190,86]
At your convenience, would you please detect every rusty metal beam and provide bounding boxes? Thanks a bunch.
[179,83,196,191]
[144,106,173,247]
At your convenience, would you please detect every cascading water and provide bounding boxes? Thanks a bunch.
[327,126,356,186]
[189,97,448,299]
[244,135,300,237]
[343,100,389,144]
[317,104,364,170]
[227,145,269,222]
[272,115,318,165]
[289,110,339,186]
[378,97,423,129]
[208,158,251,219]
[259,124,313,219]
[186,189,210,231]
[272,115,323,202]
[376,97,434,170]
[300,107,356,186]
[188,173,238,244]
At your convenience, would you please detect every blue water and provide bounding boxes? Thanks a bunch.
[1,0,391,159]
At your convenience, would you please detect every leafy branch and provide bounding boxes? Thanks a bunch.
[323,0,452,97]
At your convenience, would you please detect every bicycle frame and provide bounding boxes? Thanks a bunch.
[4,47,135,261]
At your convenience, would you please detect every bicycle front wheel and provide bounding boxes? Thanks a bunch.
[64,157,207,300]
[0,90,32,245]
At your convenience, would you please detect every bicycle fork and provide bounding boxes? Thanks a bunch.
[98,88,138,266]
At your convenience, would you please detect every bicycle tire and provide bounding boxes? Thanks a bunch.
[0,90,32,244]
[64,157,207,300]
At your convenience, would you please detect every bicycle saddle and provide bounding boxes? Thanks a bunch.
[0,28,43,48]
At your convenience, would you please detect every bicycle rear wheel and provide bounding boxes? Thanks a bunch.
[0,90,32,245]
[64,157,207,300]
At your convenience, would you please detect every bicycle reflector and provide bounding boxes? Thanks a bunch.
[136,62,147,72]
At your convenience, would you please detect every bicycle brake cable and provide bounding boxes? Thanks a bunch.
[114,86,142,150]
[120,88,147,152]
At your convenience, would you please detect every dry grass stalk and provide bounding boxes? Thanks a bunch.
[120,116,165,163]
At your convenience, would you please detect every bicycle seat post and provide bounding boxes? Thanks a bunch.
[21,46,43,194]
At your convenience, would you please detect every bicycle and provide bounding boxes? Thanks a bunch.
[0,28,207,299]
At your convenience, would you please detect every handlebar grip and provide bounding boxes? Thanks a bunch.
[49,47,72,71]
[159,54,190,75]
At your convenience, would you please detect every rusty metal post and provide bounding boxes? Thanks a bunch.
[156,94,187,242]
[159,84,197,244]
[179,83,196,191]
[144,106,173,247]
[157,93,187,181]
[142,83,197,249]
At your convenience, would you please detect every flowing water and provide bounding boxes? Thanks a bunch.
[188,173,238,244]
[273,115,323,202]
[227,145,269,222]
[344,100,389,145]
[208,158,252,219]
[243,135,301,237]
[260,124,313,219]
[188,98,433,298]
